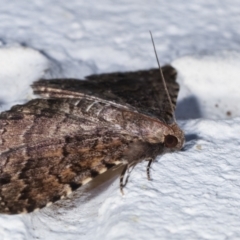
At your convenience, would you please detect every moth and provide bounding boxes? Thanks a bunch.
[0,35,184,214]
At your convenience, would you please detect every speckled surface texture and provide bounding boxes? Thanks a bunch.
[0,1,240,239]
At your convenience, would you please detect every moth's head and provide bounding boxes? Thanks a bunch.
[163,123,185,151]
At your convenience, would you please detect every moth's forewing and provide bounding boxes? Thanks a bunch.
[33,65,179,123]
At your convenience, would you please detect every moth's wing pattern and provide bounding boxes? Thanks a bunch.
[0,98,141,214]
[0,65,179,214]
[0,97,165,214]
[32,65,179,123]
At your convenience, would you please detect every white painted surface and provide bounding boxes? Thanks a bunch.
[0,1,240,239]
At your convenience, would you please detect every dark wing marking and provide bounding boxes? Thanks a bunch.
[32,65,179,123]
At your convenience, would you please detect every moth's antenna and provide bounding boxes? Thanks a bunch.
[149,31,176,123]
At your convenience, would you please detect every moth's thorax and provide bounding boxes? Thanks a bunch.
[99,105,184,150]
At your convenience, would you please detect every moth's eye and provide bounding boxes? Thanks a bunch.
[164,135,178,148]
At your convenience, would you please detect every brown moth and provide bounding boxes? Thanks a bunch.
[0,34,184,214]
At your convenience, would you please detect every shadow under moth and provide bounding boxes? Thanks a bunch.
[0,37,184,214]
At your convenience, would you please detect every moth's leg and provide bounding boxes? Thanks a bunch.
[146,159,153,180]
[120,162,138,194]
[120,164,128,195]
